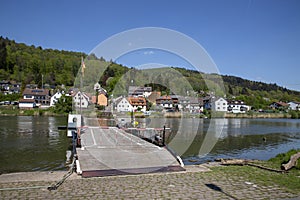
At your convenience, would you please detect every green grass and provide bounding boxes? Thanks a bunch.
[268,149,300,169]
[210,149,300,194]
[211,165,300,194]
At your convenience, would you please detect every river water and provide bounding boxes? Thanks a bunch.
[136,117,300,164]
[0,116,300,173]
[0,116,69,173]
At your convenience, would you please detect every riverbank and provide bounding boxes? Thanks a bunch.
[0,106,298,119]
[0,106,67,117]
[225,112,291,118]
[0,163,299,199]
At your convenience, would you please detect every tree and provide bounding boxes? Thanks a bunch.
[52,94,72,114]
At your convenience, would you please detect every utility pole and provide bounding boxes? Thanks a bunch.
[80,57,85,115]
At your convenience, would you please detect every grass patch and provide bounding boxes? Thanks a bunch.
[211,165,300,194]
[211,149,300,194]
[268,149,300,170]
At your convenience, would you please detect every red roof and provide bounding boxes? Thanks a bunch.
[127,97,146,106]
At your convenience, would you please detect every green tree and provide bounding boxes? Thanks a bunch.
[52,94,72,114]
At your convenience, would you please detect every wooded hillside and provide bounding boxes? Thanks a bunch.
[1,36,300,108]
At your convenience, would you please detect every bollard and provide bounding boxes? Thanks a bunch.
[72,130,77,157]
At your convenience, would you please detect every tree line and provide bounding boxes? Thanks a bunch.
[0,36,85,88]
[1,36,300,110]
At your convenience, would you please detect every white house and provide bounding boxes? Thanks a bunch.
[211,98,228,112]
[117,97,133,112]
[128,86,152,97]
[288,102,300,111]
[178,96,203,113]
[50,91,71,107]
[227,100,250,113]
[72,91,90,109]
[19,99,36,109]
[50,92,62,107]
[116,97,147,112]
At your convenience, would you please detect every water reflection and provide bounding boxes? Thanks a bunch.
[137,118,300,164]
[0,116,69,173]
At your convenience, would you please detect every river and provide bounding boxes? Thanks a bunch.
[0,116,69,173]
[0,116,300,173]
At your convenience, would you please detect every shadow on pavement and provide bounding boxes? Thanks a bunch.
[205,183,238,200]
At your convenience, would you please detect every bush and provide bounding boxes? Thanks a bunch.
[289,111,299,119]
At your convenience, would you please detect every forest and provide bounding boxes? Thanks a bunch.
[1,36,300,110]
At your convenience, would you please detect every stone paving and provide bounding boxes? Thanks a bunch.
[0,165,299,200]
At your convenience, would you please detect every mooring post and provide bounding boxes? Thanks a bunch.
[72,130,77,158]
[131,111,134,126]
[163,125,166,146]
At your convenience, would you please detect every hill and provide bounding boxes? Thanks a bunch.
[0,36,85,87]
[1,36,300,109]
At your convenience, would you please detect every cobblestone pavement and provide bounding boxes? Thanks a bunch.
[0,166,299,200]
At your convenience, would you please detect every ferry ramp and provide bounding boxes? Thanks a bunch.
[76,124,185,177]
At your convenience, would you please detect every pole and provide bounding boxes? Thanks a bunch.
[163,125,166,146]
[72,130,77,158]
[80,76,82,115]
[131,110,134,125]
[80,57,84,115]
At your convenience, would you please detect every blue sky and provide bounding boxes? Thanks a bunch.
[1,0,300,91]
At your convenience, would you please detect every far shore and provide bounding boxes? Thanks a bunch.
[0,107,297,119]
[224,112,291,118]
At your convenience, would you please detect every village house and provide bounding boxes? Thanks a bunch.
[22,88,50,105]
[177,96,189,111]
[211,97,228,112]
[203,96,214,110]
[50,91,62,107]
[288,101,300,111]
[156,95,179,110]
[227,100,250,113]
[177,96,203,113]
[50,91,70,107]
[18,99,36,109]
[18,88,50,109]
[116,97,147,112]
[72,91,90,109]
[270,101,289,110]
[0,80,21,94]
[91,91,108,106]
[128,86,152,97]
[188,97,204,113]
[147,91,161,105]
[92,82,108,107]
